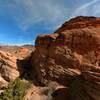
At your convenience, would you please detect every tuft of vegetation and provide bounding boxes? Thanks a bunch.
[0,78,26,100]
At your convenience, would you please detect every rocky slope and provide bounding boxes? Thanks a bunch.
[0,45,34,59]
[0,50,20,88]
[1,16,100,100]
[0,45,34,89]
[29,16,100,100]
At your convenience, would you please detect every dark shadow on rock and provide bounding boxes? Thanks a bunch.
[52,87,69,100]
[52,88,68,100]
[68,75,94,100]
[16,59,23,78]
[16,52,44,86]
[52,75,91,100]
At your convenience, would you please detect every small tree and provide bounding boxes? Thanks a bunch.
[0,78,25,100]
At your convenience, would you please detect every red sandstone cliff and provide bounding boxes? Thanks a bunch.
[1,16,100,100]
[30,16,100,100]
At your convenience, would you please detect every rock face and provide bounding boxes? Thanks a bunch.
[0,50,20,88]
[31,16,100,99]
[0,45,35,89]
[0,45,35,59]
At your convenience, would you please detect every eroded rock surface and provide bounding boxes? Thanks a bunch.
[31,16,100,100]
[0,45,35,89]
[0,50,20,88]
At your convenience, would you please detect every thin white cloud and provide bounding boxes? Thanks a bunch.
[1,0,100,32]
[72,0,99,17]
[92,3,100,16]
[6,0,68,31]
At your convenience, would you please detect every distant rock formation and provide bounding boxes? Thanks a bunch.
[30,16,100,100]
[0,45,34,59]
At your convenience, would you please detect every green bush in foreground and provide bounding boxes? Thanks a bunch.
[0,78,25,100]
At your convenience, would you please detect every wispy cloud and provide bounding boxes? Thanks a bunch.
[0,0,68,31]
[72,0,99,17]
[0,0,100,32]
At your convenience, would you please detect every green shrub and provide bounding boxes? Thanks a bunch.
[0,78,26,100]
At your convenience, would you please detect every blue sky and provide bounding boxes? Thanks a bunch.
[0,0,100,45]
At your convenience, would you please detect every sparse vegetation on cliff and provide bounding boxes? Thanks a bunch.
[0,78,26,100]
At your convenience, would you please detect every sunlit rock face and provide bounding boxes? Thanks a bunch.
[0,50,20,88]
[31,16,100,100]
[0,45,35,88]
